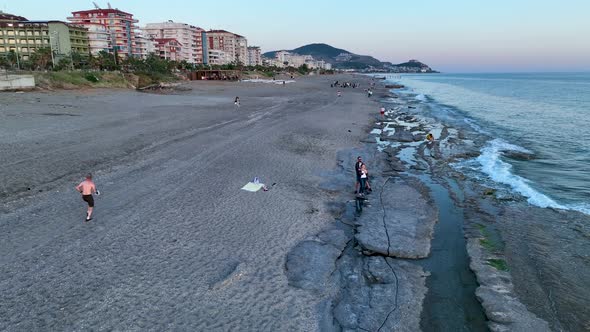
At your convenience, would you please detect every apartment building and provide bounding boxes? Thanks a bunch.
[134,31,156,59]
[142,21,205,64]
[247,46,262,66]
[235,34,248,65]
[69,7,138,57]
[207,30,247,65]
[207,49,228,65]
[154,38,182,61]
[84,23,110,55]
[0,12,89,62]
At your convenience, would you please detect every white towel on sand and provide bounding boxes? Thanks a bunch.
[241,182,265,192]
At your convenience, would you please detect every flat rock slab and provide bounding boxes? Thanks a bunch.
[285,229,348,292]
[356,181,437,258]
[467,238,551,332]
[332,256,428,331]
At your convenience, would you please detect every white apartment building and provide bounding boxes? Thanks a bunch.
[207,30,247,64]
[235,34,248,65]
[207,49,229,65]
[271,51,332,69]
[274,51,312,67]
[134,31,156,59]
[142,21,205,64]
[247,46,262,66]
[84,23,110,55]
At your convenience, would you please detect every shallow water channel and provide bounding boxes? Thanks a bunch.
[414,175,489,331]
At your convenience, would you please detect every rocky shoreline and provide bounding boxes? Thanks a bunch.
[284,77,590,331]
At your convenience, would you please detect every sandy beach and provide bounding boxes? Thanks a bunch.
[1,74,589,331]
[0,75,384,330]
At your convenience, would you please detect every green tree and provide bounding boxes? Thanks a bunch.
[297,64,310,75]
[70,51,86,70]
[6,50,19,68]
[0,56,9,69]
[29,47,53,70]
[96,50,119,71]
[54,58,72,71]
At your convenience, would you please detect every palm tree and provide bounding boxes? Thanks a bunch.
[29,48,52,70]
[6,50,19,68]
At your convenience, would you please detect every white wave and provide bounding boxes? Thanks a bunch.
[370,128,382,135]
[415,94,427,101]
[463,118,490,134]
[241,79,295,84]
[566,203,590,215]
[477,139,565,209]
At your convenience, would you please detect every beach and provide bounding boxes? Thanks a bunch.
[1,74,589,331]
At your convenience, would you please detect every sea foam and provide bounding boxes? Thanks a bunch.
[477,139,564,209]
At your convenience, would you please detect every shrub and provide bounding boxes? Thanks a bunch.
[85,73,100,83]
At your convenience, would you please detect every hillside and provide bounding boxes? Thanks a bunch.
[263,43,384,69]
[263,43,436,72]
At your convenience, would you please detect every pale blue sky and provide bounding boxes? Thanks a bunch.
[4,0,590,72]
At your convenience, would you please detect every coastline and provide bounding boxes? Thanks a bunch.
[351,77,590,331]
[290,75,589,331]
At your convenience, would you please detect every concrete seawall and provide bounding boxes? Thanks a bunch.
[0,74,35,91]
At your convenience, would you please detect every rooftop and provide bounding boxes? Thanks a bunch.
[0,11,28,22]
[71,8,133,16]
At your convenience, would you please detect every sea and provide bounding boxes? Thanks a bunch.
[388,72,590,215]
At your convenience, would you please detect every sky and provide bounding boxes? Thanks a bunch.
[4,0,590,73]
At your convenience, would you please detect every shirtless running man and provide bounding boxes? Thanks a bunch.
[76,174,98,221]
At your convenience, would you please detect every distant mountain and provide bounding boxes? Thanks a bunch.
[263,43,437,72]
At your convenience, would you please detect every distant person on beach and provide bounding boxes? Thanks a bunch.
[76,174,99,222]
[234,96,240,108]
[337,90,342,97]
[426,133,434,143]
[367,89,373,98]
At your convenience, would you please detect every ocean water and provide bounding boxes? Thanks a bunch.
[392,73,590,214]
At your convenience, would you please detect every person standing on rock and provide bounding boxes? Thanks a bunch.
[359,164,370,194]
[355,156,364,194]
[426,133,435,144]
[76,173,99,222]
